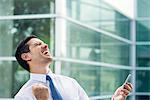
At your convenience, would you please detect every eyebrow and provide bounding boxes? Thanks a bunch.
[30,41,44,46]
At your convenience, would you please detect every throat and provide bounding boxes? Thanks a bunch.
[30,66,50,74]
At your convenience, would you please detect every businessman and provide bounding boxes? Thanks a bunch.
[14,35,132,100]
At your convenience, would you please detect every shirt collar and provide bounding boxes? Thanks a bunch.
[30,70,54,83]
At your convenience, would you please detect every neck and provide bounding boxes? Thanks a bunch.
[30,63,51,74]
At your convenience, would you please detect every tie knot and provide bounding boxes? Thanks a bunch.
[46,75,52,81]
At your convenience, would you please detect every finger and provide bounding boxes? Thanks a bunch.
[120,91,127,99]
[32,83,47,88]
[115,87,123,95]
[126,83,133,89]
[32,83,49,92]
[123,84,132,92]
[121,89,130,95]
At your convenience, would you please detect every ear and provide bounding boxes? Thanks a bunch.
[21,53,31,61]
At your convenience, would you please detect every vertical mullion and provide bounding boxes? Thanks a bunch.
[130,17,136,100]
[131,0,137,99]
[131,20,136,100]
[54,0,67,74]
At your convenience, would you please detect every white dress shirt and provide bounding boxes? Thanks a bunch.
[14,71,89,100]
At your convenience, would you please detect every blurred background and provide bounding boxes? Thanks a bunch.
[0,0,149,100]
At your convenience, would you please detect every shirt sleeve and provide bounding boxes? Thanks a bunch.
[72,79,89,100]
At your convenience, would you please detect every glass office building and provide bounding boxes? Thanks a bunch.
[0,0,149,100]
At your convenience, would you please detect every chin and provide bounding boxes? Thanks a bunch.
[46,56,53,62]
[42,58,53,64]
[48,57,53,62]
[41,54,53,61]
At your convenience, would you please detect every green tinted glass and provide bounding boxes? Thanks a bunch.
[0,61,29,98]
[136,20,150,41]
[136,96,150,100]
[67,0,131,39]
[137,0,150,17]
[0,0,54,16]
[62,21,131,66]
[0,19,55,56]
[136,70,150,92]
[61,61,131,96]
[136,45,150,67]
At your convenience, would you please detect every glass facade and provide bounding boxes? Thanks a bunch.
[65,21,131,65]
[137,0,150,18]
[136,45,150,67]
[61,61,130,96]
[67,0,131,39]
[136,20,150,41]
[136,0,150,99]
[0,0,54,16]
[0,0,149,100]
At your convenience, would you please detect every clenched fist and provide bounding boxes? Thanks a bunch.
[32,83,50,100]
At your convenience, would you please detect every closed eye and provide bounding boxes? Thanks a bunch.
[34,42,42,46]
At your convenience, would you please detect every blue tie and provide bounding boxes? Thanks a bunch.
[46,75,63,100]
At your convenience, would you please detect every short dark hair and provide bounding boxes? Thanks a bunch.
[15,35,37,72]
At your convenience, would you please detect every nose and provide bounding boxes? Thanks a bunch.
[42,43,48,49]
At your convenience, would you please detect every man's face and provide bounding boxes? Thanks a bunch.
[27,38,52,62]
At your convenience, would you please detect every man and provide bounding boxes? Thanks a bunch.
[14,35,132,100]
[32,83,50,100]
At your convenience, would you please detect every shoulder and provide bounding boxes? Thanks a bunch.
[53,74,76,82]
[54,75,89,99]
[14,80,35,99]
[53,74,81,87]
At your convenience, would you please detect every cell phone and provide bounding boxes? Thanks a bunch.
[123,74,131,85]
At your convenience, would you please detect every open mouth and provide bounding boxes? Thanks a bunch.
[44,51,48,55]
[41,50,49,56]
[43,51,49,55]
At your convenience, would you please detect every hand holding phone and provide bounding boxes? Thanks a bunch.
[113,74,133,100]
